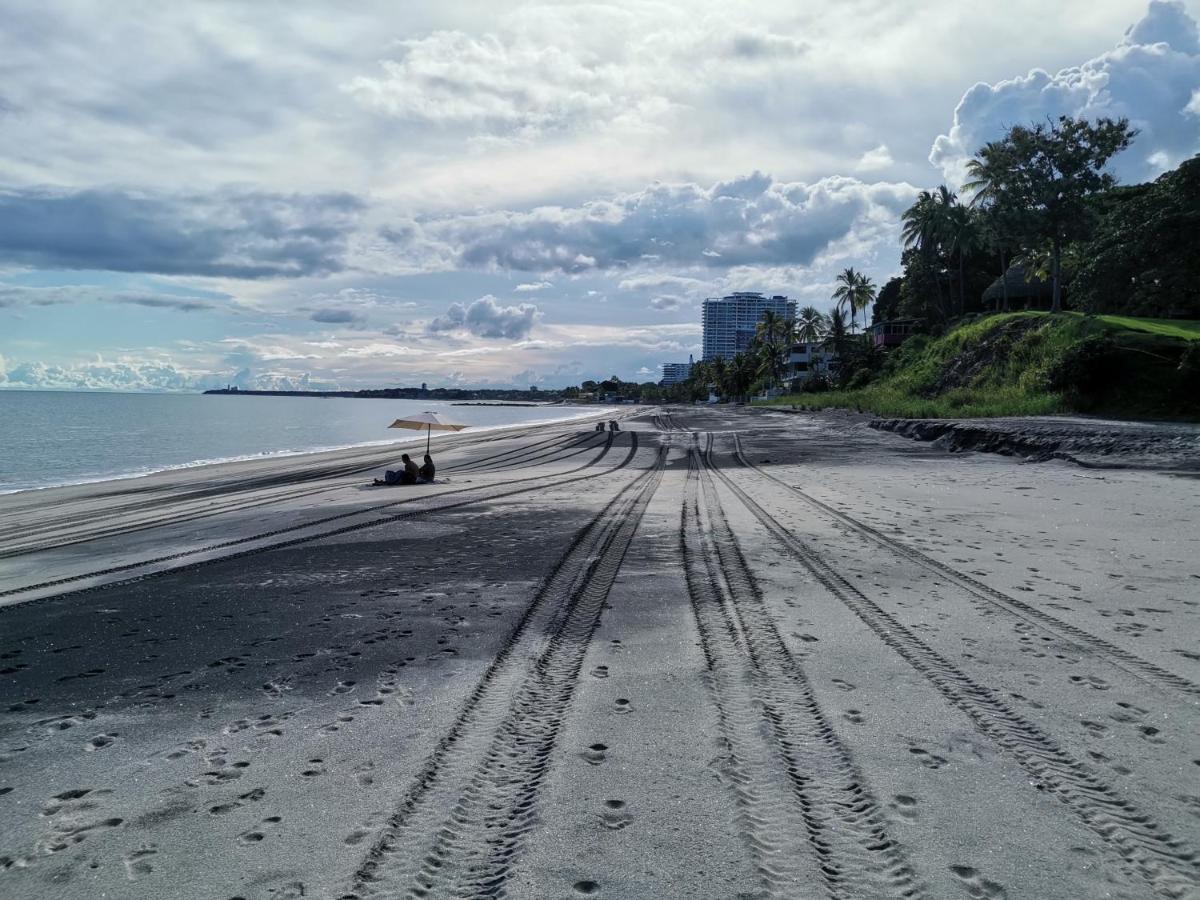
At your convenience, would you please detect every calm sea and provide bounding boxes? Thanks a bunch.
[0,392,607,494]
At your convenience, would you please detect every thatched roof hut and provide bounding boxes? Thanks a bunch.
[983,266,1052,306]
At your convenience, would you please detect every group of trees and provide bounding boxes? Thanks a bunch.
[892,115,1199,323]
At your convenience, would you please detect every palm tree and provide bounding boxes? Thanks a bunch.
[753,310,796,390]
[945,202,982,316]
[852,273,876,331]
[795,306,827,344]
[832,268,877,334]
[832,268,859,333]
[964,142,1018,312]
[901,187,956,320]
[823,307,851,381]
[727,352,757,402]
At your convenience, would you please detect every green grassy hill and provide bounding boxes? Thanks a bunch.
[760,312,1200,420]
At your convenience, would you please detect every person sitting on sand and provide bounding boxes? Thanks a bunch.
[374,453,420,486]
[418,454,435,483]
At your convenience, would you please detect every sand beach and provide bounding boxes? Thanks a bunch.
[0,407,1197,899]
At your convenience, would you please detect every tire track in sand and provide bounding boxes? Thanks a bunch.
[0,433,636,606]
[0,433,607,559]
[728,434,1200,699]
[682,438,921,900]
[345,443,666,899]
[706,434,1200,899]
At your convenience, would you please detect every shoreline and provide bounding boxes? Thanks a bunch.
[0,404,617,497]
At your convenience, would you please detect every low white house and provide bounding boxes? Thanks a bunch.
[787,342,835,382]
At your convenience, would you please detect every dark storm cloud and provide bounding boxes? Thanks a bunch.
[0,187,364,278]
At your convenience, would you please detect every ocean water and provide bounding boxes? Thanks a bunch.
[0,392,607,494]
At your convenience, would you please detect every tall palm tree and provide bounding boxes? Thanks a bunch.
[832,268,877,334]
[901,187,957,320]
[753,310,795,390]
[852,273,876,331]
[832,268,860,333]
[964,142,1017,312]
[945,202,981,316]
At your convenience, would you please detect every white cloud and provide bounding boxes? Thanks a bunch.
[428,294,541,340]
[931,0,1200,186]
[344,29,673,140]
[617,273,706,292]
[855,144,894,172]
[649,295,685,311]
[391,171,918,275]
[0,354,242,393]
[513,280,552,292]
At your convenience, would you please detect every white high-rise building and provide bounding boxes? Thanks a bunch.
[702,292,796,360]
[660,356,693,386]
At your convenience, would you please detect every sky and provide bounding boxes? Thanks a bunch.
[0,0,1197,392]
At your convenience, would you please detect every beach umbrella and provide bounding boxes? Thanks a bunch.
[388,411,468,454]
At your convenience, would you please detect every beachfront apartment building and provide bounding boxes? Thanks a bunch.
[702,292,797,360]
[660,358,693,386]
[787,341,835,383]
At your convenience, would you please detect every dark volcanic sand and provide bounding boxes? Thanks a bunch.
[1,408,1197,899]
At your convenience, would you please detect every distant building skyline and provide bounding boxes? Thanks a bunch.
[702,293,797,361]
[660,356,694,386]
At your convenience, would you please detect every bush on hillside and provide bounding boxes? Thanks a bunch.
[1045,335,1121,402]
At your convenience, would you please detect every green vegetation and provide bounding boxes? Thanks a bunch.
[758,312,1200,420]
[891,120,1198,326]
[1093,316,1200,341]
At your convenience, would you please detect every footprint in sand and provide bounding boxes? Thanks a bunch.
[590,666,609,679]
[573,880,600,895]
[1138,725,1166,745]
[949,864,1006,898]
[123,845,157,880]
[600,799,633,831]
[86,733,118,751]
[831,679,857,692]
[613,698,632,714]
[582,743,609,765]
[890,795,918,822]
[843,709,864,725]
[1068,674,1110,691]
[909,747,948,770]
[354,762,375,787]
